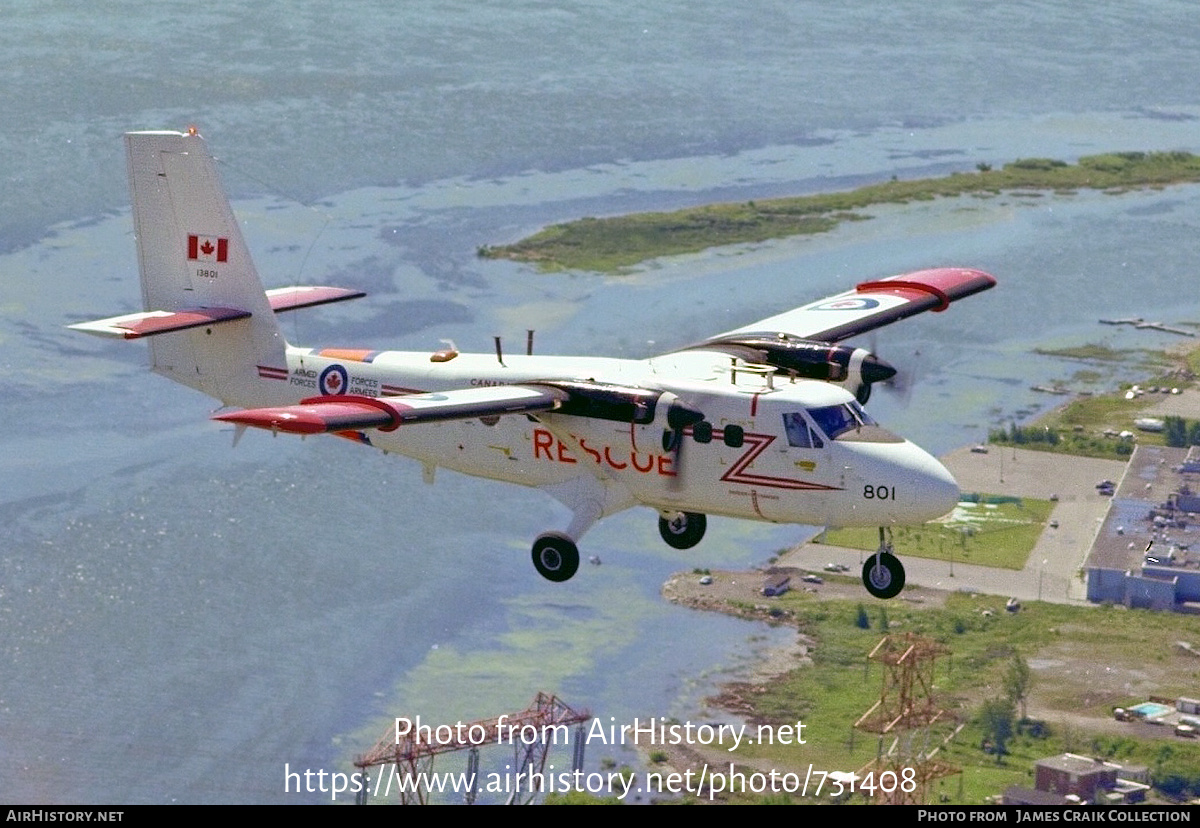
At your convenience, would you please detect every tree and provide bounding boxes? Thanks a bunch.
[855,604,870,629]
[1166,416,1188,448]
[1003,654,1033,720]
[977,697,1016,761]
[1188,420,1200,447]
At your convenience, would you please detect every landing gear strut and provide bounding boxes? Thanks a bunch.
[658,511,707,549]
[862,527,905,600]
[531,532,580,582]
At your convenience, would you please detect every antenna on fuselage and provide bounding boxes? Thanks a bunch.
[494,336,505,366]
[527,329,535,356]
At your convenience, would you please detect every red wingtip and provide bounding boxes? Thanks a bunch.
[213,408,328,435]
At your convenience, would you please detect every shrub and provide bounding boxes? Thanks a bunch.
[855,604,870,629]
[1006,158,1068,171]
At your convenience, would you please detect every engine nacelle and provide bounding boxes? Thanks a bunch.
[537,379,663,424]
[695,335,895,402]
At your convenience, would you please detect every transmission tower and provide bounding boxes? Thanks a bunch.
[355,692,590,804]
[854,633,960,805]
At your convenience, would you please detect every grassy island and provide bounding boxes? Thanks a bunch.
[479,151,1200,273]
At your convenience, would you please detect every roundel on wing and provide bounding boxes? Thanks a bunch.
[319,364,349,395]
[812,297,881,311]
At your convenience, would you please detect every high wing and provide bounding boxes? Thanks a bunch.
[214,385,570,435]
[708,267,996,344]
[670,267,995,403]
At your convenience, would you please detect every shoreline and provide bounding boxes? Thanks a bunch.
[481,152,1200,273]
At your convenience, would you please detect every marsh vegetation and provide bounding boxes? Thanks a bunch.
[481,152,1200,273]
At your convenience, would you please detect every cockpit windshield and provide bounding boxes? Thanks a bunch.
[784,401,895,447]
[806,402,877,441]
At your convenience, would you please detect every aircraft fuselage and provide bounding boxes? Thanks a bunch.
[269,344,959,530]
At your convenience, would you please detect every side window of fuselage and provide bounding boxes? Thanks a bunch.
[783,412,824,449]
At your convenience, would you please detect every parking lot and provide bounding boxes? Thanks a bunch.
[778,446,1130,604]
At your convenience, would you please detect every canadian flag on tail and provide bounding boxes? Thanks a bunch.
[187,234,228,263]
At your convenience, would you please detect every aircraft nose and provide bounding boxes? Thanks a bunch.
[914,451,960,520]
[851,441,961,525]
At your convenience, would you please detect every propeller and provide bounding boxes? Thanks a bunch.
[861,332,918,406]
[848,347,897,405]
[660,396,704,487]
[882,353,919,406]
[854,352,897,404]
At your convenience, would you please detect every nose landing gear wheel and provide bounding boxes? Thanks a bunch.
[532,532,580,582]
[862,552,905,600]
[658,511,707,550]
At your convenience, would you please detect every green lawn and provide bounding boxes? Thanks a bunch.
[817,496,1053,570]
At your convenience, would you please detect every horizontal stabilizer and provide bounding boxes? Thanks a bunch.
[266,286,366,313]
[70,286,363,340]
[68,307,251,339]
[213,385,568,435]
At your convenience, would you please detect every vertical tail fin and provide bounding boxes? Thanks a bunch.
[125,129,286,406]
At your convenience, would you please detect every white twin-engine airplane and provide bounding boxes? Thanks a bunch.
[72,130,995,599]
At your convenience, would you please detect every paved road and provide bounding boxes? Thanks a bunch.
[778,447,1129,605]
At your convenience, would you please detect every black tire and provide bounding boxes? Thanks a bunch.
[658,512,707,550]
[862,552,905,600]
[531,532,580,582]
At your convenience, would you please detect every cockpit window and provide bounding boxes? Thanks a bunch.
[785,402,887,447]
[783,412,823,448]
[807,402,877,441]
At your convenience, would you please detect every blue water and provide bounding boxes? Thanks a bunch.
[1130,702,1173,719]
[3,0,1200,804]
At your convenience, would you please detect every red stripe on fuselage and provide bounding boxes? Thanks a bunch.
[716,430,841,491]
[257,365,288,380]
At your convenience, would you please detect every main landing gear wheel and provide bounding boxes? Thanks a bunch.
[862,552,905,600]
[531,532,580,583]
[658,511,707,550]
